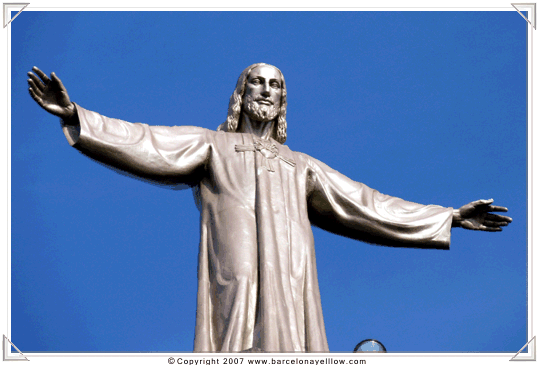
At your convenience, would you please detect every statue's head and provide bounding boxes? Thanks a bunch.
[218,63,287,144]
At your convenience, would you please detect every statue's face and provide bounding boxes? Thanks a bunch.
[242,65,282,122]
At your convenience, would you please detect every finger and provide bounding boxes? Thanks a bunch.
[50,72,66,90]
[27,72,45,91]
[461,220,503,231]
[28,88,44,107]
[32,66,50,84]
[487,205,508,213]
[483,220,508,227]
[479,225,503,232]
[28,80,44,97]
[485,213,513,223]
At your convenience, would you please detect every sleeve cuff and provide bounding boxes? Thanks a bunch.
[61,102,81,146]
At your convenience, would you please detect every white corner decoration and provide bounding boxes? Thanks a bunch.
[2,335,28,361]
[510,336,536,361]
[3,3,29,28]
[512,3,537,29]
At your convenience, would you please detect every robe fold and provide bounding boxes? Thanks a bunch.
[62,104,454,353]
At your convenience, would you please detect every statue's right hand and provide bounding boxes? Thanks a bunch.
[27,66,75,120]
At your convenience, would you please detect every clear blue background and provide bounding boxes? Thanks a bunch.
[10,11,527,352]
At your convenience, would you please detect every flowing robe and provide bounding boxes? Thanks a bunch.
[62,104,454,353]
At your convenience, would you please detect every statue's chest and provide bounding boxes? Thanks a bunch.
[234,137,296,173]
[209,133,299,193]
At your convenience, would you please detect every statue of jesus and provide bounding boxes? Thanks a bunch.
[27,63,512,353]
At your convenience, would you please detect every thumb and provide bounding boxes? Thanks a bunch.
[472,198,494,208]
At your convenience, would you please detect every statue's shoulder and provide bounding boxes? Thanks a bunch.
[290,151,331,172]
[164,125,213,134]
[283,148,310,162]
[208,130,256,151]
[275,144,313,170]
[145,125,214,139]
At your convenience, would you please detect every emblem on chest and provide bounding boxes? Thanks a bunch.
[235,139,296,172]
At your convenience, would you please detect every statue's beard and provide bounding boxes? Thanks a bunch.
[243,96,279,123]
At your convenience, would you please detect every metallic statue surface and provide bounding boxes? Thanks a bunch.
[27,64,512,353]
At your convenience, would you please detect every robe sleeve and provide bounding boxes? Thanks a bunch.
[305,155,453,249]
[61,103,211,187]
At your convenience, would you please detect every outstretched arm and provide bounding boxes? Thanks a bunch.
[27,67,211,187]
[305,156,513,249]
[452,199,512,232]
[305,155,454,249]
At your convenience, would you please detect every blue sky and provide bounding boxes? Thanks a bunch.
[10,11,527,352]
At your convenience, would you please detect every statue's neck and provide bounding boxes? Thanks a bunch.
[239,113,275,140]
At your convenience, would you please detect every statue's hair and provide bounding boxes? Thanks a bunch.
[218,63,287,144]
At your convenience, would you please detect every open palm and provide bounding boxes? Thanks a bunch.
[454,199,512,232]
[27,66,75,120]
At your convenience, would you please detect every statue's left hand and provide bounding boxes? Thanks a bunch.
[452,199,512,232]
